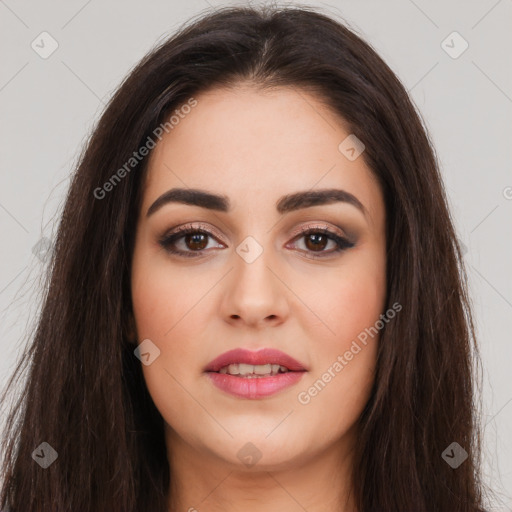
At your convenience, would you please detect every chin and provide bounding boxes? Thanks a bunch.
[203,429,314,471]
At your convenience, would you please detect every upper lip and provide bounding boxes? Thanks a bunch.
[204,348,308,372]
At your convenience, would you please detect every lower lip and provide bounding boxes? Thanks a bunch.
[205,371,306,399]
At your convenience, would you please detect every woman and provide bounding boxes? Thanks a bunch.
[0,4,487,511]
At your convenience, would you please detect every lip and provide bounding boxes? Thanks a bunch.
[204,348,307,372]
[204,348,308,399]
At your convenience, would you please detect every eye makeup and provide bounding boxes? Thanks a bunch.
[157,221,356,260]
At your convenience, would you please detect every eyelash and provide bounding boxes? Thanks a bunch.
[158,223,355,259]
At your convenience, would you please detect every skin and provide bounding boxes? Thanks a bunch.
[130,85,387,512]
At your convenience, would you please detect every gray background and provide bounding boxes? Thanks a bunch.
[0,0,511,508]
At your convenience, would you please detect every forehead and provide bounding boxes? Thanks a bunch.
[142,86,382,221]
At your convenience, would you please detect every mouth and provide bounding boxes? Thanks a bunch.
[216,363,293,378]
[204,347,307,373]
[204,348,307,399]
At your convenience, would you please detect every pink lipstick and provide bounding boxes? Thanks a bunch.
[204,348,307,399]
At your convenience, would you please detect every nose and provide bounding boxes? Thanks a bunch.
[220,245,289,329]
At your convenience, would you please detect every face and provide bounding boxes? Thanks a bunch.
[130,85,387,471]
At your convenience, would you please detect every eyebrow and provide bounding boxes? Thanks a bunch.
[146,187,367,217]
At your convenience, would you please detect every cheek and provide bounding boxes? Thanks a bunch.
[131,266,207,440]
[331,273,386,344]
[131,265,207,383]
[131,238,209,341]
[130,245,223,430]
[296,253,386,358]
[293,283,383,439]
[292,252,385,415]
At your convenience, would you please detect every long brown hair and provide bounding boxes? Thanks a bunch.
[0,4,486,511]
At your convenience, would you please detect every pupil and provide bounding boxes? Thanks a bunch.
[186,233,207,250]
[306,233,327,251]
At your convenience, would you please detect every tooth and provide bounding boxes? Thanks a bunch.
[218,362,291,376]
[228,363,239,375]
[254,364,272,375]
[237,363,254,376]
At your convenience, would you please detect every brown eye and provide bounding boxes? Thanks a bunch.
[289,227,355,259]
[159,227,224,258]
[184,232,208,251]
[304,233,329,252]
